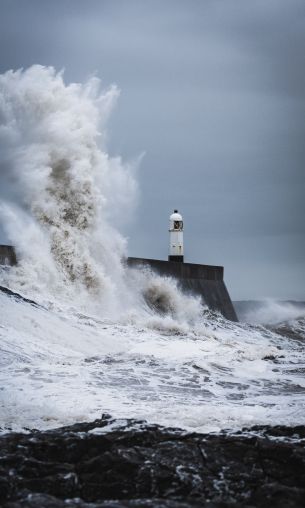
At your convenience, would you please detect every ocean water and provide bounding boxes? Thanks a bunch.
[0,66,305,434]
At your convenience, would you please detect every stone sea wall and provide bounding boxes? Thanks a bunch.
[128,257,238,321]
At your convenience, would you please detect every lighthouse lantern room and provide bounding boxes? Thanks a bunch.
[169,210,184,262]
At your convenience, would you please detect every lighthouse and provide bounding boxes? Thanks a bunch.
[168,210,184,262]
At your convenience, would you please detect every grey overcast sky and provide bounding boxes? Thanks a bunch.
[0,0,304,300]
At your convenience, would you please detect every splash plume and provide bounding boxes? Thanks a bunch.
[0,66,137,310]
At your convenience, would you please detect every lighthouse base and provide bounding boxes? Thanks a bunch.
[168,255,184,262]
[127,257,238,322]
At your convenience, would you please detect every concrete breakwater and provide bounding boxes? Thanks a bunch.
[128,257,238,321]
[0,245,17,266]
[0,246,237,321]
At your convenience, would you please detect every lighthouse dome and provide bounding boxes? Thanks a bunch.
[169,210,183,221]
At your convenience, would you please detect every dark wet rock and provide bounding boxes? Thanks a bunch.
[1,415,305,508]
[262,354,285,362]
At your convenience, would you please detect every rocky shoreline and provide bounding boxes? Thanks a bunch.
[1,415,305,507]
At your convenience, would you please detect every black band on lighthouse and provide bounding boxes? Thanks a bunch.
[168,255,184,262]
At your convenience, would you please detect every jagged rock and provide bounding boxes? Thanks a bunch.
[1,415,305,507]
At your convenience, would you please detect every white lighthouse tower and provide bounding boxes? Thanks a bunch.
[168,210,184,262]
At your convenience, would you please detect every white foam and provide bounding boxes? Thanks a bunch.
[1,291,304,433]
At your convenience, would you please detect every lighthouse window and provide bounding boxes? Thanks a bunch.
[174,221,183,231]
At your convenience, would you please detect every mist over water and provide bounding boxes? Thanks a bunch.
[0,66,305,434]
[236,299,305,326]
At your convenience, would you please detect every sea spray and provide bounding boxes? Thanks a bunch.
[237,299,305,325]
[0,66,137,311]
